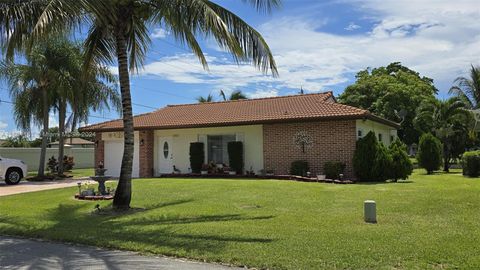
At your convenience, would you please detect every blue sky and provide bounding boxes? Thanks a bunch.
[1,0,479,137]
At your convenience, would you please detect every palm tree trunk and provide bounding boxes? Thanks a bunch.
[113,21,134,210]
[443,144,450,173]
[57,97,66,175]
[37,88,49,177]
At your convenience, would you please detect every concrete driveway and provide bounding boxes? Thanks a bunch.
[0,236,240,269]
[0,180,82,197]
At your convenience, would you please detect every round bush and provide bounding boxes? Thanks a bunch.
[417,133,442,174]
[290,160,309,176]
[462,151,480,177]
[323,161,346,179]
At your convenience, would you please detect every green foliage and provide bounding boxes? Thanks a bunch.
[461,151,480,177]
[373,143,393,182]
[353,131,379,181]
[414,97,473,171]
[323,161,344,179]
[227,141,244,174]
[1,134,31,147]
[389,139,413,181]
[290,160,309,176]
[417,133,443,174]
[338,62,437,144]
[450,65,480,109]
[47,156,58,174]
[323,161,346,179]
[189,142,204,173]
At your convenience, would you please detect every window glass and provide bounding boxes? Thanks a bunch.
[378,133,382,142]
[207,135,236,164]
[163,141,169,159]
[357,130,362,138]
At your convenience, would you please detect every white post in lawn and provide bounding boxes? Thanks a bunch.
[364,200,377,223]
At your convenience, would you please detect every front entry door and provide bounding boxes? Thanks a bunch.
[158,136,173,174]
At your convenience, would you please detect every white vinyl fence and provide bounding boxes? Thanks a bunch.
[0,146,94,171]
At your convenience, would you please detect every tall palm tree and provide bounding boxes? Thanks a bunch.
[450,65,480,109]
[196,93,214,103]
[2,0,279,209]
[0,45,58,177]
[45,39,120,175]
[414,97,473,172]
[219,89,247,101]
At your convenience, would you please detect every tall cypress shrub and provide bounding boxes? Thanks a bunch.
[228,141,244,174]
[417,133,442,174]
[373,143,393,182]
[353,131,378,181]
[189,142,204,173]
[389,139,413,181]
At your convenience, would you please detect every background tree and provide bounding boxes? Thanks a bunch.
[1,134,31,147]
[338,62,437,145]
[417,133,443,174]
[1,0,279,209]
[414,97,473,172]
[449,65,480,109]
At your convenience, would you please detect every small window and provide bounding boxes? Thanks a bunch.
[357,130,363,138]
[390,135,395,143]
[163,141,169,159]
[378,133,383,142]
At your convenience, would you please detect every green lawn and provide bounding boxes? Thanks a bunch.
[27,168,94,178]
[1,170,479,269]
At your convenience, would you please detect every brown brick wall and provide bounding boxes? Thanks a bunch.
[139,130,154,178]
[263,120,357,179]
[94,132,104,168]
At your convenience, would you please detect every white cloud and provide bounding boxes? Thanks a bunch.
[0,121,7,130]
[345,22,361,31]
[131,0,480,95]
[248,89,279,99]
[151,28,168,39]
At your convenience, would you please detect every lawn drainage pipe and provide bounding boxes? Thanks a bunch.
[364,200,377,223]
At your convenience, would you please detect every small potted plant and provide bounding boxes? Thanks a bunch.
[201,164,209,175]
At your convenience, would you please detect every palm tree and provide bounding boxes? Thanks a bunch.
[0,45,59,178]
[45,39,120,175]
[2,0,279,209]
[414,97,473,172]
[220,89,247,101]
[196,93,214,103]
[450,65,480,109]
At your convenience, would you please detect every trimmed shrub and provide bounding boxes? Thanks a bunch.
[353,131,378,181]
[389,139,413,181]
[290,160,309,176]
[417,133,442,174]
[462,151,480,177]
[228,141,244,174]
[323,161,346,179]
[373,143,393,182]
[189,142,204,173]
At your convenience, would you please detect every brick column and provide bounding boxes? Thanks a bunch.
[139,130,154,178]
[94,132,104,167]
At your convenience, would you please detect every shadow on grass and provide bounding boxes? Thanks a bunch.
[1,200,275,258]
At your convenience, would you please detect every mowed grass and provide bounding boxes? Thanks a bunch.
[27,168,94,178]
[1,170,480,269]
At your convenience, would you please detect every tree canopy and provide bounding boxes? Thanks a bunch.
[338,62,437,145]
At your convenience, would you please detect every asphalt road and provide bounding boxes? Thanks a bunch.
[0,236,240,270]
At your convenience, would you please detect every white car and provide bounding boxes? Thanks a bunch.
[0,156,28,185]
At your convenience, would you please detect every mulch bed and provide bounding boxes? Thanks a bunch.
[159,173,355,184]
[74,194,114,200]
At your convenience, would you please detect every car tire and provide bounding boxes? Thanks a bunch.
[5,168,23,185]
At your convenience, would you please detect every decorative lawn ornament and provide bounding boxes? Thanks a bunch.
[293,131,313,153]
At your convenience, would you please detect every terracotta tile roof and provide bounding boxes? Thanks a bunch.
[79,92,399,132]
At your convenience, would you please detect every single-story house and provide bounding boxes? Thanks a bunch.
[79,92,399,179]
[48,138,95,148]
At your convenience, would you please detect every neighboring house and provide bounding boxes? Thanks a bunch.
[48,138,95,148]
[79,92,399,178]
